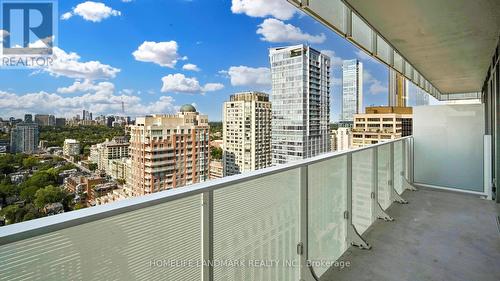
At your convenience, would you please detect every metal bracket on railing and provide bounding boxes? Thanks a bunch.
[374,201,394,221]
[345,211,371,250]
[392,189,408,204]
[403,177,418,191]
[388,179,408,204]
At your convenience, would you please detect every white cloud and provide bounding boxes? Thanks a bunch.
[364,70,388,95]
[202,83,224,92]
[28,36,54,48]
[356,49,378,64]
[182,63,200,72]
[45,47,120,80]
[161,74,200,93]
[62,1,121,22]
[133,41,183,68]
[0,89,177,118]
[0,30,9,41]
[223,66,271,87]
[161,73,224,94]
[57,80,114,95]
[60,12,73,20]
[320,50,344,67]
[331,77,342,86]
[368,81,387,95]
[231,0,296,20]
[257,18,326,44]
[119,89,135,95]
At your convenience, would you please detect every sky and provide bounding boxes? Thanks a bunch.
[0,0,391,122]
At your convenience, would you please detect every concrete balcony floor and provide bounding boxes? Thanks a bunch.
[321,187,500,281]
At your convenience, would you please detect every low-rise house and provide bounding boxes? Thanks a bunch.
[88,182,118,206]
[44,203,64,216]
[9,171,29,185]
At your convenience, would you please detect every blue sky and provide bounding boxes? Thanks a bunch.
[0,0,391,121]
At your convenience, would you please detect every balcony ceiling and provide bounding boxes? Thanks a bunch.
[344,0,500,94]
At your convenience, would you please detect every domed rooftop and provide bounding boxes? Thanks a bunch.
[179,104,197,113]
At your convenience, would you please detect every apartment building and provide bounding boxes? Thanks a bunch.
[331,127,352,152]
[129,105,210,195]
[34,114,55,126]
[223,92,272,175]
[107,158,131,182]
[90,136,129,172]
[209,159,223,180]
[352,106,413,148]
[270,45,331,164]
[63,139,80,156]
[10,122,39,154]
[55,118,66,127]
[64,175,106,205]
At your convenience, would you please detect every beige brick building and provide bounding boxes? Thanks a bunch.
[352,106,413,148]
[223,92,271,176]
[331,127,352,152]
[209,159,223,180]
[129,105,210,196]
[89,136,129,172]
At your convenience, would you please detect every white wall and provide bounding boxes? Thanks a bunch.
[413,104,485,192]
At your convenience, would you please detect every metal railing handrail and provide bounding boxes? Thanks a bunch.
[0,136,412,245]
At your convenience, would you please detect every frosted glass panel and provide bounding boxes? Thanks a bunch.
[414,105,485,192]
[404,62,413,78]
[403,139,410,183]
[378,145,392,210]
[308,156,347,277]
[376,35,391,64]
[352,150,374,234]
[394,141,404,194]
[393,52,403,72]
[0,195,202,281]
[413,69,419,83]
[213,169,300,281]
[351,13,372,51]
[308,0,346,33]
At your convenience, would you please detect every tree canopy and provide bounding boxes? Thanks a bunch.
[40,125,126,155]
[211,147,223,160]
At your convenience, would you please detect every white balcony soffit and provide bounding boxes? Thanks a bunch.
[289,0,500,99]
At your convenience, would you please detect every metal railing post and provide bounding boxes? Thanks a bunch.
[202,191,214,281]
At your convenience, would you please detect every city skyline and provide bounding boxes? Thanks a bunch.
[0,0,390,122]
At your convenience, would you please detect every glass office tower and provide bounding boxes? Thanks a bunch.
[270,45,331,164]
[342,59,363,122]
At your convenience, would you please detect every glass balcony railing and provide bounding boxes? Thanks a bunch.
[0,137,414,281]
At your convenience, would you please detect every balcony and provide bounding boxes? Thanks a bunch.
[2,136,492,281]
[320,186,500,281]
[1,1,499,280]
